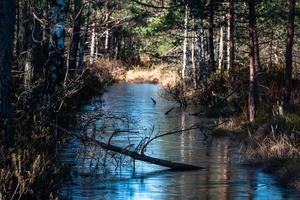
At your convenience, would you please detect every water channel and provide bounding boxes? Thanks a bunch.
[59,83,300,200]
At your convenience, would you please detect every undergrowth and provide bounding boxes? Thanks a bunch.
[0,66,112,199]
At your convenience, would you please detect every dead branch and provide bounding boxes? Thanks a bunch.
[54,125,202,171]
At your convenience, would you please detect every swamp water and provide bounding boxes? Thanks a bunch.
[59,83,300,200]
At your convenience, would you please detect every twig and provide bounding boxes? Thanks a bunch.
[165,107,175,115]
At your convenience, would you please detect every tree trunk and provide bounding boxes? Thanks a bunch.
[182,5,189,80]
[191,22,197,88]
[32,9,43,81]
[198,23,205,60]
[248,0,260,122]
[69,0,82,72]
[197,22,207,82]
[104,1,110,57]
[46,0,66,96]
[95,28,99,61]
[23,1,33,89]
[0,0,16,145]
[208,0,215,72]
[283,0,296,111]
[218,26,224,72]
[78,1,91,71]
[41,1,50,75]
[226,0,234,71]
[89,19,96,65]
[104,30,109,57]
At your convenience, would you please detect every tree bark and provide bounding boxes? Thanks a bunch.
[197,22,208,82]
[226,0,234,71]
[45,0,66,96]
[78,1,91,71]
[283,0,296,111]
[182,4,189,80]
[104,0,110,57]
[23,1,33,88]
[218,26,224,72]
[227,0,234,71]
[0,0,16,145]
[248,0,260,122]
[208,0,215,72]
[89,17,96,65]
[191,25,197,88]
[32,9,43,81]
[69,0,82,72]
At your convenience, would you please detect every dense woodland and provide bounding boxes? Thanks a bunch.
[0,0,300,199]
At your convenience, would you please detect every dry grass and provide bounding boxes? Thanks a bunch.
[94,58,127,81]
[243,118,300,189]
[93,58,180,86]
[125,63,180,86]
[245,133,300,161]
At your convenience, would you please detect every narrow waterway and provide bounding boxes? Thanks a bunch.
[59,83,300,200]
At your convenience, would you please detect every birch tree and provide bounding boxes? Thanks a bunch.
[191,19,197,88]
[226,0,234,71]
[218,26,224,72]
[104,0,110,56]
[89,13,96,65]
[182,4,189,80]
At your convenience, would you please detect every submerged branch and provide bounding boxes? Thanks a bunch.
[55,125,203,171]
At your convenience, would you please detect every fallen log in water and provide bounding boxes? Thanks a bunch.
[55,125,202,171]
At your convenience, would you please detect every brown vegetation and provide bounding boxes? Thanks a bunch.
[93,58,180,86]
[243,113,300,189]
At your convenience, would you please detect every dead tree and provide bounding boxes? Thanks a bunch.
[55,125,203,171]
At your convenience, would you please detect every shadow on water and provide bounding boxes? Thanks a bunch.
[59,83,300,200]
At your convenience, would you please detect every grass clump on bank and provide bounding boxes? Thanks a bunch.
[244,113,300,188]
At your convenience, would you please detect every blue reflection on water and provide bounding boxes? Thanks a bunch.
[59,83,300,200]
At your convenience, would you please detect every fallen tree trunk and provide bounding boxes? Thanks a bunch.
[56,125,202,171]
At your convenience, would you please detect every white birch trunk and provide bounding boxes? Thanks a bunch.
[218,26,224,72]
[89,21,96,65]
[24,56,33,88]
[191,30,197,88]
[104,29,109,54]
[182,5,189,80]
[197,23,208,82]
[104,0,109,56]
[227,0,234,71]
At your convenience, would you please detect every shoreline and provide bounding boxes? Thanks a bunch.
[211,119,300,190]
